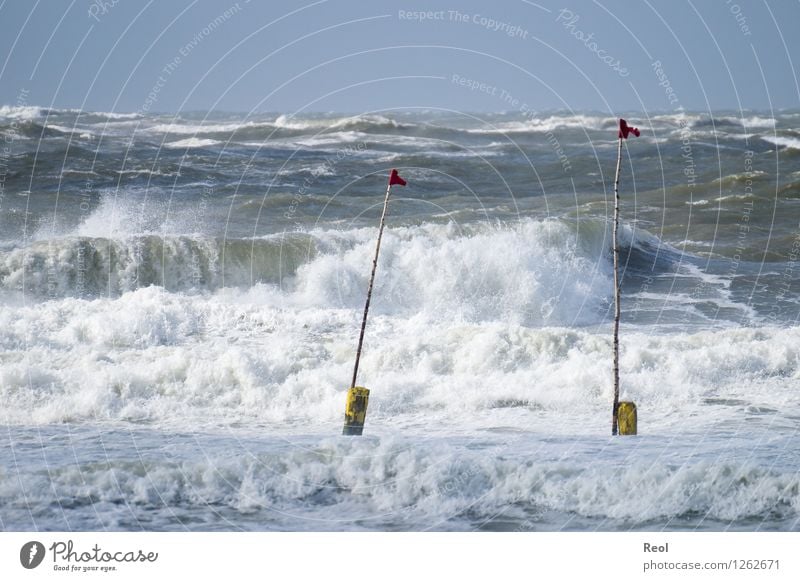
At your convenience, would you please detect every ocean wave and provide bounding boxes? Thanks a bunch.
[0,106,142,122]
[467,114,610,134]
[0,105,44,119]
[692,115,776,130]
[148,121,274,135]
[146,114,411,141]
[738,115,777,128]
[0,234,315,296]
[277,113,408,132]
[44,123,85,135]
[761,136,800,150]
[2,120,65,138]
[289,130,371,148]
[165,137,222,149]
[712,170,768,185]
[2,271,797,425]
[650,112,702,125]
[0,220,614,323]
[5,199,694,323]
[84,111,142,120]
[287,132,487,157]
[1,436,797,529]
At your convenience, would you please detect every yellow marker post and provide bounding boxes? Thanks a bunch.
[617,401,637,435]
[342,387,370,436]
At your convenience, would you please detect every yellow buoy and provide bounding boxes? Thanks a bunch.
[342,386,370,436]
[617,401,637,435]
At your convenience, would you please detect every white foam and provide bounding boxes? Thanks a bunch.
[44,123,81,135]
[292,220,612,323]
[739,115,777,128]
[761,136,800,150]
[2,274,799,428]
[467,114,606,134]
[165,137,221,149]
[149,121,272,135]
[0,105,43,119]
[1,435,797,529]
[276,113,405,131]
[66,190,205,239]
[90,111,142,120]
[145,114,407,139]
[291,131,369,147]
[651,112,702,125]
[712,170,768,184]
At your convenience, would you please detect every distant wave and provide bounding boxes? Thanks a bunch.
[467,114,611,134]
[165,137,222,149]
[712,170,768,185]
[275,113,408,132]
[146,114,412,139]
[761,135,800,150]
[89,111,142,120]
[0,106,142,121]
[0,105,45,119]
[692,115,776,129]
[1,107,794,148]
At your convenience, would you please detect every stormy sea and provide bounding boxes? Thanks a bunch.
[1,106,799,531]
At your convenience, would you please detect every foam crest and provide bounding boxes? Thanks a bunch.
[6,210,615,318]
[467,114,608,134]
[761,136,800,150]
[293,220,612,324]
[165,137,222,149]
[1,435,797,529]
[1,283,798,427]
[0,105,44,119]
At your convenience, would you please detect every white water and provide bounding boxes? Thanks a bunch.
[2,221,799,530]
[2,428,798,531]
[2,106,800,531]
[761,135,800,150]
[2,278,799,428]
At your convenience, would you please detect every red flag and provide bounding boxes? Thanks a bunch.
[388,169,407,187]
[618,118,640,139]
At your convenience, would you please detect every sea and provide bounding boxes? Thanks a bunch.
[0,106,799,531]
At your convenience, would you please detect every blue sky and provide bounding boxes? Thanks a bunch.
[1,0,798,114]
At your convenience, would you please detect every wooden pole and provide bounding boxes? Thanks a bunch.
[350,181,393,390]
[611,136,623,436]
